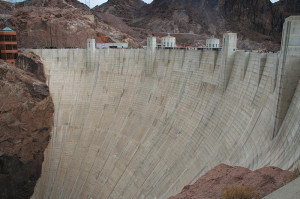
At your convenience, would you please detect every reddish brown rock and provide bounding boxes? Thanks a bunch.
[168,164,291,199]
[0,1,12,11]
[16,52,46,82]
[15,0,90,10]
[0,54,54,199]
[0,0,140,49]
[93,0,146,20]
[2,0,298,50]
[96,0,299,50]
[1,0,299,50]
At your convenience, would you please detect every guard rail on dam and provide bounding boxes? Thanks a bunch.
[29,16,300,199]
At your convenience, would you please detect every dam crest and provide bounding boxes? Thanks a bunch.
[30,16,300,199]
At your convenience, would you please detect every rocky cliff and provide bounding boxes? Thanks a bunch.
[0,0,140,48]
[96,0,299,50]
[274,0,300,16]
[93,0,146,19]
[0,53,54,199]
[15,0,89,9]
[0,0,299,49]
[0,1,12,10]
[169,164,291,199]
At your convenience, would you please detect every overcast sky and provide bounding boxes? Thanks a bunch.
[79,0,280,8]
[3,0,280,8]
[78,0,152,8]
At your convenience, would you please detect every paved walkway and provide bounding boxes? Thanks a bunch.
[263,177,300,199]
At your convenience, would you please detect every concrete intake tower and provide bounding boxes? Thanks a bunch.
[30,16,300,199]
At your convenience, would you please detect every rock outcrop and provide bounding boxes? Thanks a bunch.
[274,0,300,16]
[169,164,291,199]
[15,0,90,10]
[95,0,299,50]
[130,0,280,49]
[16,52,46,82]
[0,0,140,48]
[1,0,299,49]
[0,53,54,199]
[93,0,146,19]
[0,1,12,11]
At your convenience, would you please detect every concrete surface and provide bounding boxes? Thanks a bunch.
[263,177,300,199]
[28,16,300,199]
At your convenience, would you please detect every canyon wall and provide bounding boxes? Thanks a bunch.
[0,56,54,199]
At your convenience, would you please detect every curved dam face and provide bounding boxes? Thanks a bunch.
[31,18,300,199]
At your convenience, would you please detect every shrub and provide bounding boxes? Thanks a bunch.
[289,167,300,182]
[222,186,260,199]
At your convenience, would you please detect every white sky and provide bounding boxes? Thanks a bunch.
[3,0,281,8]
[79,0,153,8]
[79,0,280,8]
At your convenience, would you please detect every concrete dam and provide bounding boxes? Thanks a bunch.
[31,16,300,199]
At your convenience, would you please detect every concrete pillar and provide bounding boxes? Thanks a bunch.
[147,36,156,51]
[274,16,300,137]
[220,33,237,90]
[146,36,156,74]
[86,39,96,71]
[87,39,96,51]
